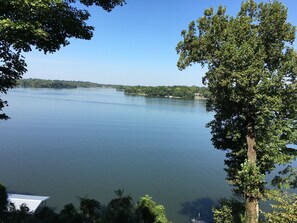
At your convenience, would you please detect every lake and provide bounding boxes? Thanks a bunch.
[0,88,230,223]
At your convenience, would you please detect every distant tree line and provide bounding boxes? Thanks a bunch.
[17,79,125,90]
[123,85,210,99]
[0,185,170,223]
[17,79,210,100]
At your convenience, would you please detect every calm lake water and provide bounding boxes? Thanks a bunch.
[0,88,231,223]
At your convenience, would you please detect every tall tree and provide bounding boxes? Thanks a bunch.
[176,1,297,222]
[0,0,125,119]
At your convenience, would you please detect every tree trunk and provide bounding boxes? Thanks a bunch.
[245,123,258,223]
[246,123,256,164]
[245,197,259,223]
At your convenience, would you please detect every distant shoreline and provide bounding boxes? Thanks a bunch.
[124,92,207,100]
[17,78,209,100]
[17,78,125,90]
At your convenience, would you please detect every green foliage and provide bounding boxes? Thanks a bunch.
[114,188,125,197]
[0,0,125,53]
[0,185,172,223]
[59,203,82,223]
[77,196,101,221]
[17,79,210,101]
[177,0,297,221]
[124,85,209,99]
[0,40,27,119]
[74,0,126,12]
[262,190,297,223]
[271,165,297,189]
[213,198,245,223]
[136,195,169,223]
[234,161,265,199]
[18,78,101,89]
[37,207,59,223]
[8,203,34,223]
[17,78,126,89]
[0,0,125,119]
[102,190,135,223]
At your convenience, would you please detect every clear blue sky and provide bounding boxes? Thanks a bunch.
[24,0,297,86]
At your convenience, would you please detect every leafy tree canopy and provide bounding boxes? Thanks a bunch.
[0,0,125,119]
[212,198,245,223]
[177,0,297,222]
[262,190,297,223]
[136,195,169,223]
[0,0,125,53]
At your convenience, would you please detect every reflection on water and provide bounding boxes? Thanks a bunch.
[0,88,229,223]
[144,97,207,113]
[180,197,215,223]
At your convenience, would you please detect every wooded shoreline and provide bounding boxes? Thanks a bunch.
[17,78,209,100]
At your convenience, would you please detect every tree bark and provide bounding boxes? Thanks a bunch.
[245,122,258,223]
[245,197,259,223]
[246,123,256,164]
